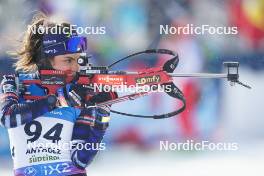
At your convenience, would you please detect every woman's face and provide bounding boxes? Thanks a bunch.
[50,53,80,76]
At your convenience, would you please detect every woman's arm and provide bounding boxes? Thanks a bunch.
[71,107,110,169]
[0,75,57,128]
[57,82,116,169]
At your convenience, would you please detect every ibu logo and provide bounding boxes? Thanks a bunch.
[24,167,37,176]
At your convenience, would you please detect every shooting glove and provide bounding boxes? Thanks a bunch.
[77,106,110,130]
[56,83,118,108]
[56,83,88,107]
[78,91,117,130]
[0,74,19,102]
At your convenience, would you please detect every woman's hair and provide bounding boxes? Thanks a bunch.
[13,12,71,72]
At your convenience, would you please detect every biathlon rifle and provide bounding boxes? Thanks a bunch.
[19,49,251,119]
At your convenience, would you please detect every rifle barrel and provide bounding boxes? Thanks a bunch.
[123,71,228,79]
[168,73,227,79]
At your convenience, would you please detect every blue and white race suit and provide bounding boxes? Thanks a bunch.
[0,72,107,176]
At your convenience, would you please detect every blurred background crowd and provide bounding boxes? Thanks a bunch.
[0,0,263,175]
